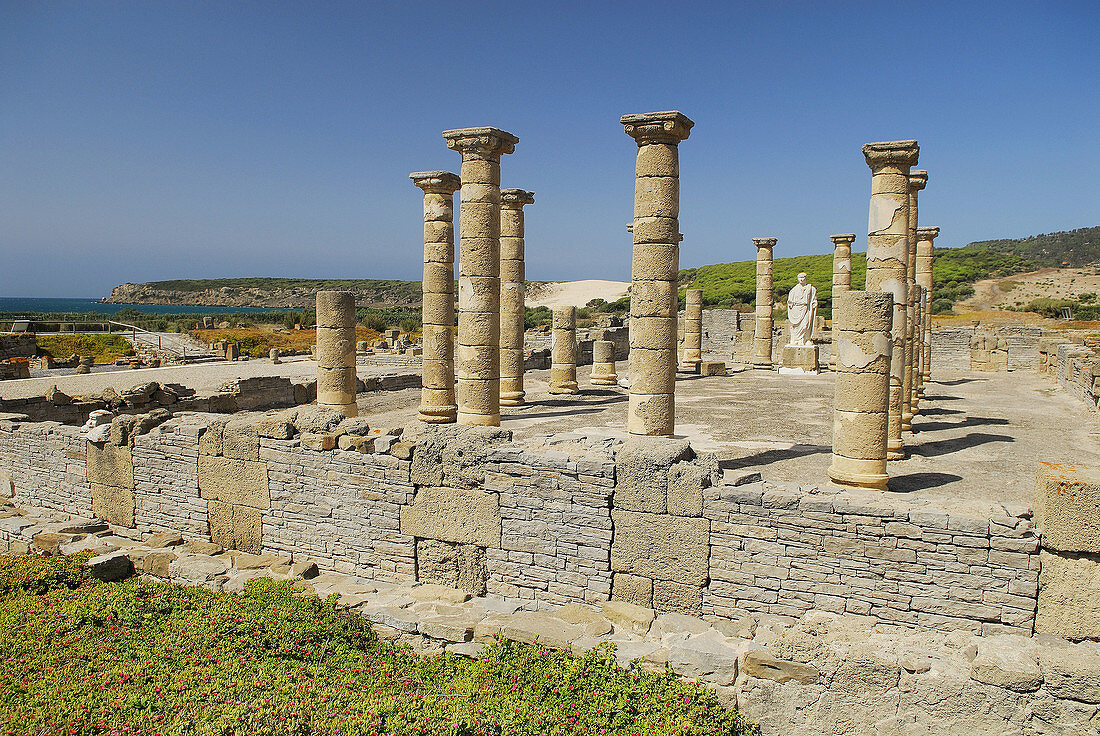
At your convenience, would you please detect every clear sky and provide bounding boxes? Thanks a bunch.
[1,1,1097,297]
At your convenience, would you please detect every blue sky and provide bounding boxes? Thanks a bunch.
[1,1,1097,297]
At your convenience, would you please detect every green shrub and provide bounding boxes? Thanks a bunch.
[362,312,387,332]
[0,552,93,595]
[399,317,421,333]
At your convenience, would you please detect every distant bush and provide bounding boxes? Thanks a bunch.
[36,334,135,364]
[362,312,387,332]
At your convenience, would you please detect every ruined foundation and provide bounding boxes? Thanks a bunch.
[315,290,358,417]
[590,336,618,386]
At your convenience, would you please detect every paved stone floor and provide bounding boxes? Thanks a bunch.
[354,366,1100,511]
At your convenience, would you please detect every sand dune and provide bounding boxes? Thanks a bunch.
[526,279,631,309]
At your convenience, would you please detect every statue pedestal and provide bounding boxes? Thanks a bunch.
[779,344,819,375]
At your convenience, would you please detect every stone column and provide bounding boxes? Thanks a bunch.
[680,288,703,373]
[752,238,777,368]
[828,290,893,490]
[621,110,693,436]
[499,188,534,407]
[591,330,618,385]
[315,290,358,417]
[916,226,939,396]
[911,284,924,413]
[902,170,927,431]
[862,140,919,460]
[549,306,579,394]
[831,233,855,303]
[442,127,518,426]
[411,171,461,424]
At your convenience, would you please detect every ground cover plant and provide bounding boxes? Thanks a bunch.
[189,326,382,358]
[35,334,136,364]
[0,554,756,736]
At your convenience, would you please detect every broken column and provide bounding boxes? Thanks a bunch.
[862,140,919,459]
[680,288,703,373]
[548,306,579,394]
[499,188,534,407]
[831,233,855,303]
[622,110,693,436]
[591,330,618,385]
[752,237,777,368]
[828,290,893,490]
[411,170,461,424]
[916,226,939,396]
[902,169,927,431]
[315,290,358,418]
[443,127,518,426]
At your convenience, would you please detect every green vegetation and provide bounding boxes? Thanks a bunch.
[0,554,754,735]
[131,277,424,305]
[35,334,135,364]
[960,226,1100,268]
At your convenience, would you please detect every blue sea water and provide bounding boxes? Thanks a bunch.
[0,297,288,316]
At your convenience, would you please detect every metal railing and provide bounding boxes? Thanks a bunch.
[2,318,194,359]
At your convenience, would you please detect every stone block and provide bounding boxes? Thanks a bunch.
[401,485,501,547]
[614,436,691,514]
[667,633,743,685]
[612,572,653,607]
[197,420,226,456]
[1035,462,1100,553]
[415,538,487,596]
[602,600,655,636]
[222,418,259,460]
[501,613,582,650]
[611,509,709,585]
[207,500,263,554]
[700,361,726,376]
[90,482,136,527]
[742,648,820,684]
[1037,644,1100,703]
[86,443,134,489]
[780,344,818,373]
[969,635,1042,692]
[667,457,716,517]
[653,579,703,615]
[86,551,133,582]
[197,455,269,509]
[1036,548,1100,640]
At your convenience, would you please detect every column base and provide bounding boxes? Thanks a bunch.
[457,411,500,427]
[548,383,579,395]
[750,357,773,369]
[591,374,618,386]
[418,404,457,424]
[499,390,526,407]
[827,465,889,491]
[318,402,358,418]
[887,442,906,461]
[678,361,701,374]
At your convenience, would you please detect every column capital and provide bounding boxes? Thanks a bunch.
[862,140,919,170]
[621,111,694,145]
[500,188,535,208]
[908,169,928,191]
[830,233,856,246]
[441,127,518,158]
[916,226,940,240]
[753,237,778,249]
[410,170,461,194]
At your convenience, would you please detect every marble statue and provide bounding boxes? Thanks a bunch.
[787,272,817,347]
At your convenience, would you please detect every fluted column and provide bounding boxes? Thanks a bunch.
[902,170,927,431]
[442,127,518,427]
[680,288,703,372]
[752,238,777,368]
[828,290,893,490]
[549,306,579,394]
[831,234,855,304]
[315,290,358,417]
[863,140,919,460]
[499,188,534,407]
[411,171,461,424]
[621,110,693,437]
[916,226,939,395]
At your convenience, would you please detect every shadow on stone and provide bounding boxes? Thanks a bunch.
[889,471,965,493]
[934,378,983,386]
[914,416,1011,433]
[511,393,628,421]
[917,407,963,416]
[720,443,831,470]
[909,432,1014,458]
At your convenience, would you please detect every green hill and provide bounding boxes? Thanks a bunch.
[681,226,1099,316]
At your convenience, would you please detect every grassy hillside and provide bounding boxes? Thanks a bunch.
[681,226,1098,316]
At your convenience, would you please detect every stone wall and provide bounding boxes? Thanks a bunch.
[1055,342,1100,411]
[701,309,742,361]
[0,334,35,360]
[931,326,974,370]
[0,412,1049,637]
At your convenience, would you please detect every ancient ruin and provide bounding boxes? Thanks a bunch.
[499,188,534,407]
[751,237,777,368]
[548,306,579,394]
[314,290,358,417]
[902,169,927,431]
[915,225,939,396]
[590,332,619,385]
[680,288,703,373]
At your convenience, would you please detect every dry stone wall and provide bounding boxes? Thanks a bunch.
[1055,342,1100,411]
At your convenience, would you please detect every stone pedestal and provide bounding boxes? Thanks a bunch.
[411,171,461,424]
[779,345,819,375]
[752,238,777,368]
[443,127,518,427]
[591,335,618,386]
[315,290,358,417]
[499,188,534,406]
[862,140,919,460]
[549,306,579,394]
[916,226,939,397]
[902,170,927,431]
[680,288,702,373]
[828,290,893,490]
[622,110,693,436]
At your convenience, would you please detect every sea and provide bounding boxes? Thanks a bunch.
[0,297,288,317]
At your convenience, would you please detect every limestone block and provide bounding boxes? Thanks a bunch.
[315,327,357,370]
[1037,644,1100,703]
[602,599,655,636]
[457,274,500,313]
[653,579,703,615]
[832,409,889,460]
[630,217,679,246]
[1034,461,1100,553]
[456,157,500,186]
[667,632,742,685]
[552,604,613,636]
[456,344,500,380]
[400,485,501,547]
[90,482,136,527]
[612,572,653,607]
[627,393,674,436]
[741,649,820,684]
[415,538,487,596]
[610,509,709,585]
[86,551,133,582]
[208,500,262,554]
[634,142,678,178]
[422,262,456,296]
[633,175,679,219]
[459,204,501,242]
[969,635,1042,692]
[834,290,893,331]
[667,459,713,517]
[630,280,677,318]
[421,325,456,360]
[500,613,582,650]
[86,443,134,489]
[197,455,270,509]
[456,311,499,347]
[456,379,499,419]
[700,361,726,376]
[317,366,358,407]
[615,436,691,513]
[222,418,259,460]
[1036,548,1100,640]
[628,317,677,350]
[833,371,890,412]
[781,345,818,373]
[315,291,355,329]
[628,347,676,394]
